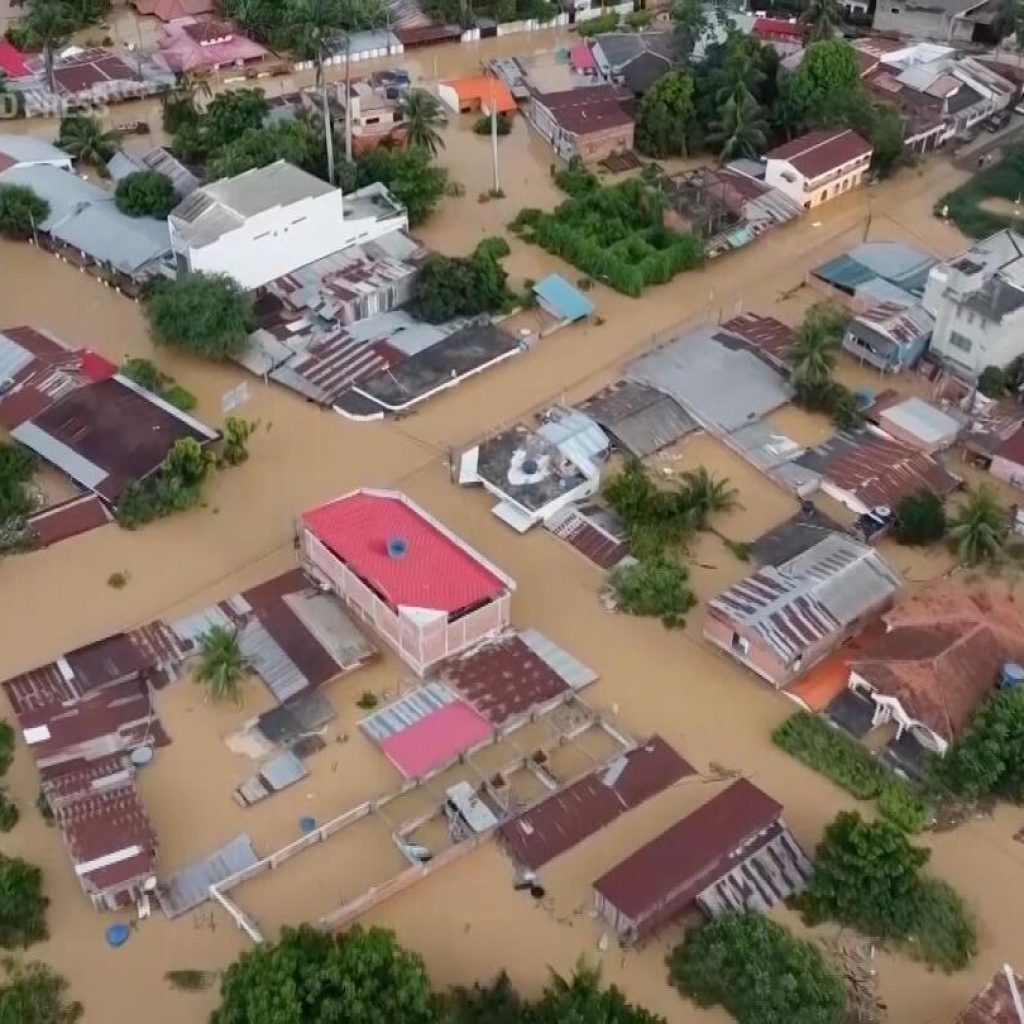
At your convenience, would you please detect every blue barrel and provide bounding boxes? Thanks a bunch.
[105,923,131,947]
[1000,663,1024,689]
[386,536,408,560]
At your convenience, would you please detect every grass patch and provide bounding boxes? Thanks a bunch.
[165,969,217,991]
[936,144,1024,238]
[773,712,931,832]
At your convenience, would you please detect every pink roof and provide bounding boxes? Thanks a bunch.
[766,128,872,179]
[157,18,267,73]
[303,489,510,612]
[379,699,492,777]
[570,43,596,70]
[0,39,29,77]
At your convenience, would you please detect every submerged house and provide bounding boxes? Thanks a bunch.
[842,299,934,372]
[764,129,872,210]
[956,965,1024,1024]
[705,533,902,688]
[528,84,634,163]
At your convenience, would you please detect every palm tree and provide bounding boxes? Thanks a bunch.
[801,0,841,42]
[398,88,447,156]
[679,467,740,530]
[21,0,73,94]
[194,625,249,704]
[788,319,838,388]
[949,486,1008,566]
[57,115,120,169]
[707,88,769,163]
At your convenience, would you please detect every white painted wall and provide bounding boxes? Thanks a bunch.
[764,154,871,210]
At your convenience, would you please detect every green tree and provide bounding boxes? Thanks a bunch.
[892,489,947,545]
[0,185,49,239]
[409,243,512,323]
[212,924,437,1024]
[145,273,254,360]
[0,442,36,535]
[56,115,119,168]
[207,120,316,180]
[978,364,1009,398]
[19,0,72,93]
[635,70,696,158]
[0,960,82,1024]
[608,553,697,627]
[203,88,269,154]
[532,962,665,1024]
[948,485,1007,566]
[354,145,448,226]
[161,72,211,133]
[0,856,48,949]
[780,39,861,130]
[678,466,739,530]
[670,0,710,60]
[194,625,249,704]
[444,972,523,1023]
[788,317,839,388]
[707,88,768,162]
[801,0,841,42]
[798,811,928,938]
[222,416,254,466]
[398,88,447,157]
[668,912,844,1024]
[115,170,177,218]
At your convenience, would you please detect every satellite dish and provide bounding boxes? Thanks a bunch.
[130,746,154,767]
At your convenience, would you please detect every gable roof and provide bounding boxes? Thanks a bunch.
[709,533,902,666]
[957,965,1024,1024]
[766,128,872,179]
[534,84,632,135]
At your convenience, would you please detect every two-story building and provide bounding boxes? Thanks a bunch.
[922,228,1024,378]
[168,160,407,291]
[764,129,873,210]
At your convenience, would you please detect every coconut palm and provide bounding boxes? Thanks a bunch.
[679,467,740,530]
[948,485,1008,566]
[21,0,73,94]
[788,319,839,388]
[801,0,841,42]
[707,88,769,163]
[398,88,447,156]
[194,625,249,704]
[57,115,120,168]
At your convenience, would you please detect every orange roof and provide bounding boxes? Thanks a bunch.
[787,647,855,712]
[444,76,516,113]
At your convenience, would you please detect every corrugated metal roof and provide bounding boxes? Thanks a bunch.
[10,419,107,489]
[519,628,597,690]
[577,380,696,457]
[533,273,594,322]
[815,241,936,297]
[880,396,959,446]
[537,407,608,477]
[710,533,901,664]
[0,133,70,165]
[238,619,309,703]
[0,331,33,384]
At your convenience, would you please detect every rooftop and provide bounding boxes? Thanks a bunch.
[766,128,872,180]
[577,379,695,457]
[874,394,959,448]
[534,84,633,135]
[157,16,268,73]
[749,504,847,567]
[956,965,1024,1024]
[721,312,796,372]
[442,75,516,112]
[815,241,937,297]
[709,533,901,666]
[302,488,513,613]
[592,31,674,70]
[0,133,70,170]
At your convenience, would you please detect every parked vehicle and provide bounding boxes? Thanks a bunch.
[985,110,1011,132]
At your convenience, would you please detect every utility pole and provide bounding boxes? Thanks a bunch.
[490,74,499,194]
[345,34,353,164]
[321,57,336,186]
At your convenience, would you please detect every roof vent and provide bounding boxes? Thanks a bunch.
[386,536,408,560]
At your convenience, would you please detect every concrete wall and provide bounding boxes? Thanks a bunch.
[764,156,869,210]
[872,5,973,42]
[703,612,791,687]
[571,123,635,163]
[850,672,949,753]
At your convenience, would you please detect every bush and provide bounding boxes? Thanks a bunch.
[408,245,514,323]
[473,112,513,136]
[165,969,216,991]
[0,854,48,948]
[876,778,932,834]
[576,10,619,35]
[0,185,50,240]
[553,156,599,197]
[792,379,862,431]
[120,357,197,411]
[354,145,448,227]
[145,273,254,360]
[608,554,697,627]
[668,913,844,1024]
[910,878,977,972]
[114,170,177,219]
[116,437,214,528]
[0,959,82,1024]
[356,691,379,710]
[0,720,14,777]
[937,145,1024,238]
[978,364,1009,398]
[0,791,18,832]
[0,442,36,537]
[221,416,254,467]
[892,488,947,546]
[162,383,197,412]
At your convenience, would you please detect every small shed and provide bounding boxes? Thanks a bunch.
[533,273,594,325]
[873,395,960,453]
[438,76,516,115]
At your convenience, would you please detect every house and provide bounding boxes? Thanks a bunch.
[438,75,516,115]
[923,229,1024,379]
[591,32,675,95]
[576,379,696,457]
[156,18,269,74]
[845,585,1024,754]
[842,300,933,372]
[990,422,1024,490]
[813,240,937,306]
[764,129,873,210]
[752,17,805,46]
[592,778,812,943]
[458,410,609,532]
[789,430,959,516]
[864,392,960,452]
[0,133,72,171]
[720,312,796,376]
[528,84,634,163]
[873,0,1005,45]
[107,146,200,200]
[168,161,408,290]
[705,533,902,688]
[0,325,218,508]
[342,78,409,152]
[300,488,515,674]
[956,965,1024,1024]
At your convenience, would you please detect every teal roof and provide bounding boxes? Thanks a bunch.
[533,273,594,322]
[813,242,936,297]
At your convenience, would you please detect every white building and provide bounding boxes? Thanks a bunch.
[764,129,872,210]
[0,133,72,171]
[923,229,1024,378]
[168,160,408,291]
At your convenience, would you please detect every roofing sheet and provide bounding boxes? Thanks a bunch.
[379,698,492,777]
[879,396,959,446]
[766,128,871,179]
[577,380,696,457]
[956,966,1024,1024]
[0,133,69,165]
[533,273,594,322]
[814,241,937,296]
[159,833,258,917]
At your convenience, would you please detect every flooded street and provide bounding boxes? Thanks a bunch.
[2,28,1023,1021]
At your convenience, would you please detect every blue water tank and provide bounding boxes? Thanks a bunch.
[386,536,408,560]
[999,662,1024,689]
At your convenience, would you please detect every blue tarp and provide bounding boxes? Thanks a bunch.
[533,273,594,323]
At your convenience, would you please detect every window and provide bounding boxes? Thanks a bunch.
[731,633,750,656]
[948,331,973,352]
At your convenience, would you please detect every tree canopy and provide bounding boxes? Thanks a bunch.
[56,114,119,168]
[668,912,845,1024]
[780,39,861,127]
[409,238,513,323]
[353,145,448,226]
[0,960,82,1024]
[117,437,214,528]
[398,88,447,156]
[202,89,270,154]
[195,625,249,704]
[0,185,49,239]
[114,170,177,219]
[948,485,1008,566]
[145,273,254,360]
[635,70,696,158]
[892,489,947,545]
[207,120,316,180]
[0,855,48,949]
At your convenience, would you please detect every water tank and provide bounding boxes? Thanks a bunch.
[522,458,539,475]
[386,536,408,560]
[999,662,1024,689]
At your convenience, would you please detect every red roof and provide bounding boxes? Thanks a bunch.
[535,85,633,136]
[753,17,804,38]
[28,495,113,548]
[570,43,597,70]
[957,966,1024,1024]
[995,422,1024,467]
[767,129,872,180]
[0,38,29,77]
[593,779,782,924]
[303,489,509,613]
[722,312,796,371]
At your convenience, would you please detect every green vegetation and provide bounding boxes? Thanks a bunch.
[0,855,48,949]
[635,70,695,158]
[928,686,1024,802]
[221,416,255,467]
[0,959,82,1024]
[788,303,861,430]
[773,712,931,833]
[398,88,447,156]
[801,0,841,41]
[0,721,13,778]
[145,273,254,361]
[978,364,1012,398]
[356,691,379,710]
[120,357,197,412]
[893,488,947,546]
[352,145,448,227]
[409,237,515,323]
[575,10,620,34]
[608,554,697,627]
[0,443,36,549]
[948,485,1008,566]
[798,811,976,971]
[114,171,177,219]
[0,793,19,832]
[937,144,1024,238]
[553,156,598,197]
[117,437,214,528]
[422,0,555,29]
[56,115,118,169]
[164,969,217,992]
[207,119,315,180]
[16,0,107,91]
[474,112,513,136]
[667,912,845,1024]
[194,625,249,704]
[510,178,703,297]
[0,185,49,240]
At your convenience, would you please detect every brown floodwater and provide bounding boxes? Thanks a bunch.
[1,37,1022,1021]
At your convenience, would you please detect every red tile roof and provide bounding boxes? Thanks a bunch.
[753,17,804,38]
[957,965,1024,1024]
[535,85,633,136]
[593,779,783,930]
[303,489,510,613]
[767,129,872,180]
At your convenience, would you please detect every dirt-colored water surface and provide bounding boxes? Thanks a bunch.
[2,31,1023,1023]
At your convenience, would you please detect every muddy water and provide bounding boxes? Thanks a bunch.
[1,54,1021,1022]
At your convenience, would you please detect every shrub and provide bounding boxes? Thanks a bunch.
[893,489,947,546]
[120,357,197,412]
[165,969,216,991]
[0,720,13,777]
[576,10,619,35]
[0,854,48,948]
[0,791,18,832]
[978,364,1009,398]
[114,170,177,219]
[910,878,977,972]
[117,437,214,528]
[473,112,513,135]
[937,145,1024,238]
[221,416,254,467]
[0,185,50,240]
[356,691,379,710]
[409,245,514,323]
[145,273,254,360]
[553,157,599,197]
[107,571,129,589]
[608,554,697,627]
[162,383,197,412]
[876,778,932,834]
[0,959,82,1024]
[792,378,863,431]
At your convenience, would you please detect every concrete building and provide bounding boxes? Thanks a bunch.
[168,161,408,291]
[528,84,633,163]
[873,0,1004,45]
[301,488,515,675]
[842,300,934,372]
[764,129,872,210]
[923,229,1024,378]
